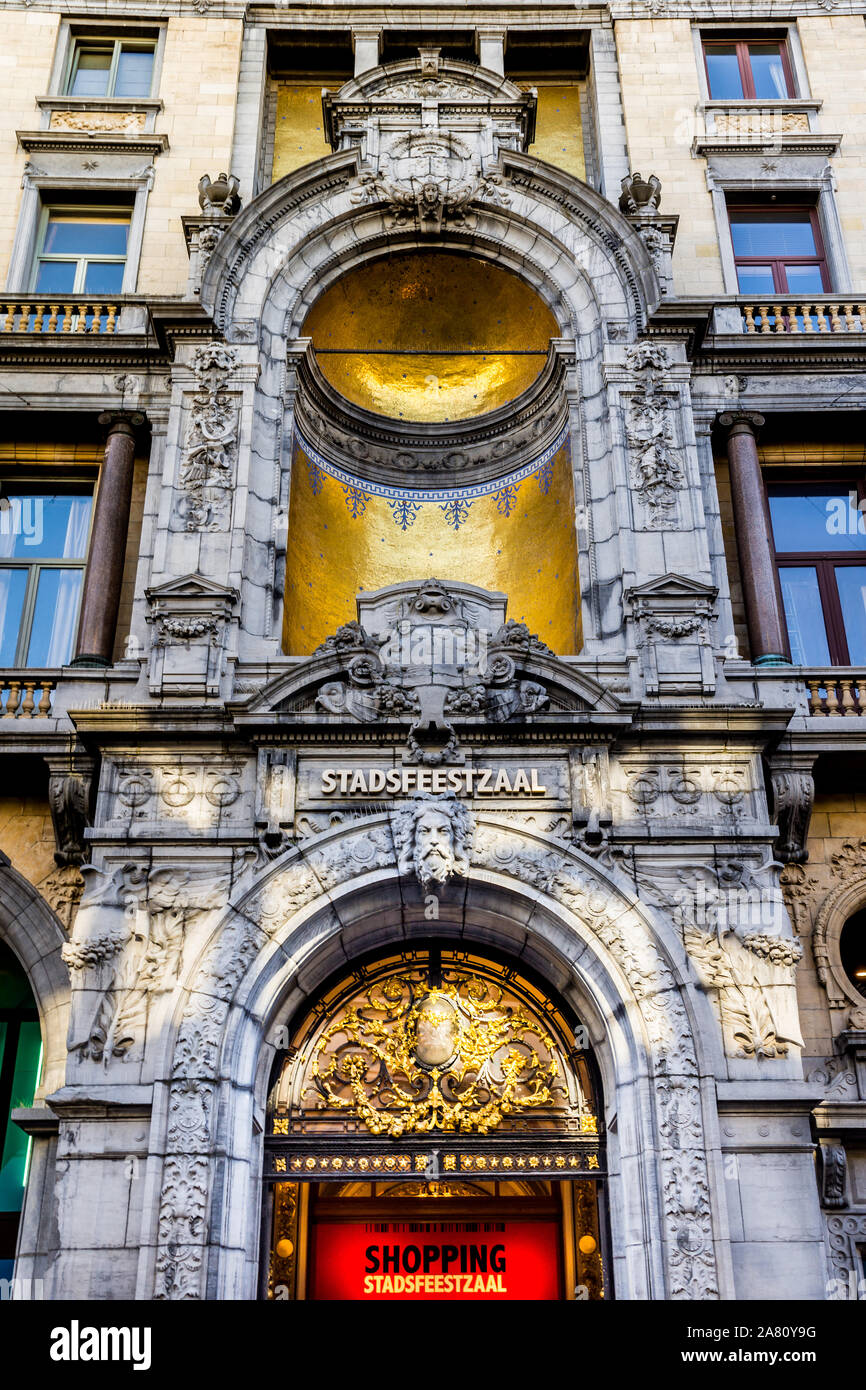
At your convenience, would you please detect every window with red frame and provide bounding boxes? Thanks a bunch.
[728,205,830,296]
[703,38,795,100]
[767,480,866,666]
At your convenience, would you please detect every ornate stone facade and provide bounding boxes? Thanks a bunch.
[1,9,862,1311]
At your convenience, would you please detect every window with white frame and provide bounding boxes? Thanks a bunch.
[31,205,131,297]
[0,486,93,668]
[65,36,155,98]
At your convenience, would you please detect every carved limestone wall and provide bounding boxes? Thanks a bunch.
[149,813,726,1301]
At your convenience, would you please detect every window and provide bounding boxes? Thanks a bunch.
[703,38,794,100]
[729,205,829,296]
[66,37,155,99]
[32,207,130,297]
[0,943,41,1283]
[768,481,866,665]
[0,488,93,668]
[840,908,866,999]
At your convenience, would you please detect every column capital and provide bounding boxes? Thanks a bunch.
[718,410,765,434]
[98,410,145,439]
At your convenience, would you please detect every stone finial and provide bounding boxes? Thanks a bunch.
[198,172,241,217]
[619,172,662,218]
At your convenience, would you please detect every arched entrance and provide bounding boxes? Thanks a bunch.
[261,942,609,1301]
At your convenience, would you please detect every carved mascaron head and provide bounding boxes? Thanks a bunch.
[392,792,473,888]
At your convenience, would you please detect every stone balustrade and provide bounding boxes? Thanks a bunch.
[742,302,866,334]
[805,674,866,716]
[0,674,56,717]
[0,300,119,334]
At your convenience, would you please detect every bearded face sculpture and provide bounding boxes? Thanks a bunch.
[392,793,473,888]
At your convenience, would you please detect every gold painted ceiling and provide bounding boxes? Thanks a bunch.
[301,252,559,423]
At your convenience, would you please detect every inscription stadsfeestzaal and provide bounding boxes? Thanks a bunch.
[319,766,549,796]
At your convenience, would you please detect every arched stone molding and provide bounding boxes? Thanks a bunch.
[812,873,866,1015]
[190,146,667,658]
[143,813,734,1303]
[0,854,71,1293]
[201,151,659,345]
[0,853,70,1097]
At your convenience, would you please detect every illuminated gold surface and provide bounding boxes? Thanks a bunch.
[272,82,338,182]
[524,85,586,180]
[283,440,580,654]
[302,253,559,422]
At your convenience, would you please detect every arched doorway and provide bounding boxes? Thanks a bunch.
[261,943,609,1301]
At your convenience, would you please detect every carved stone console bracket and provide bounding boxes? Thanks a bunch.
[45,753,95,867]
[569,745,612,847]
[254,748,297,858]
[768,751,816,864]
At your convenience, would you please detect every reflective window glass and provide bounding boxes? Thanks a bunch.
[69,47,111,98]
[43,217,129,258]
[784,264,826,295]
[779,567,831,664]
[730,214,817,259]
[706,46,743,99]
[33,261,77,296]
[0,569,28,665]
[748,45,788,99]
[836,567,866,664]
[0,494,92,560]
[114,47,153,97]
[25,569,84,667]
[736,265,776,294]
[769,489,866,554]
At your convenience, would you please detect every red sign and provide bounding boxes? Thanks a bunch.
[309,1221,562,1300]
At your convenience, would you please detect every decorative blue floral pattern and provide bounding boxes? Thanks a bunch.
[439,498,473,530]
[295,423,568,528]
[388,498,422,530]
[306,456,326,495]
[494,484,521,516]
[536,458,555,495]
[342,484,371,517]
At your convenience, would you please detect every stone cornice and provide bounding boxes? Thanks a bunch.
[291,338,572,488]
[17,130,169,157]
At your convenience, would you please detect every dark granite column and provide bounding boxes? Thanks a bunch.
[719,411,790,665]
[72,412,143,667]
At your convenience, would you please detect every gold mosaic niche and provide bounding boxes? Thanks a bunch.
[271,81,340,181]
[283,439,580,654]
[522,85,586,181]
[273,83,586,186]
[270,951,597,1139]
[301,252,559,423]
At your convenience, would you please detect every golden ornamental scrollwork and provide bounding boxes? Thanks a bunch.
[277,957,594,1139]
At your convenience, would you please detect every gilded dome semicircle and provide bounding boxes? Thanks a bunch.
[301,251,560,423]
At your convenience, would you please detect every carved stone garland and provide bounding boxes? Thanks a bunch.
[175,342,239,532]
[153,814,721,1300]
[622,342,685,525]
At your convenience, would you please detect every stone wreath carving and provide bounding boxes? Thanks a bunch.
[175,342,238,532]
[154,819,720,1300]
